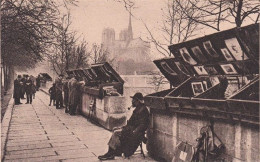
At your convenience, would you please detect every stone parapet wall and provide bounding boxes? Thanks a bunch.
[80,93,127,130]
[147,109,259,162]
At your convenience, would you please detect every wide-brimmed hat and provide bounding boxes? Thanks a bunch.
[130,92,144,101]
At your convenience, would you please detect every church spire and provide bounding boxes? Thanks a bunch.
[127,9,133,41]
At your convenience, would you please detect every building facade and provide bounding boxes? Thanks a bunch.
[102,13,156,75]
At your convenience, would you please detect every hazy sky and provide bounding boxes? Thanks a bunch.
[69,0,165,58]
[69,0,163,41]
[67,0,258,59]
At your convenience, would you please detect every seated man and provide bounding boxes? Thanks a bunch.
[98,92,150,160]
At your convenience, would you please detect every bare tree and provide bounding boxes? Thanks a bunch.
[175,0,260,31]
[90,43,115,65]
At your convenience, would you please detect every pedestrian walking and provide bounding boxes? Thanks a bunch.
[24,75,33,104]
[13,75,22,105]
[48,83,56,106]
[55,74,64,109]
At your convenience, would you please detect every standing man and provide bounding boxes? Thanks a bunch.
[36,74,41,91]
[63,76,71,113]
[98,92,150,160]
[25,75,33,104]
[68,75,78,115]
[13,75,22,105]
[20,76,26,99]
[55,74,64,109]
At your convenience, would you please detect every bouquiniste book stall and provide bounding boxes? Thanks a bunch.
[67,62,126,130]
[144,23,259,161]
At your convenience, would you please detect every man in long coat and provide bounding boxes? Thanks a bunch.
[98,92,150,160]
[55,74,64,109]
[68,75,79,115]
[25,76,33,104]
[13,75,22,105]
[63,76,70,113]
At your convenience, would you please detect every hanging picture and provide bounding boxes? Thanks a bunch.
[191,82,205,96]
[204,66,218,75]
[174,61,190,75]
[191,46,207,62]
[179,47,197,65]
[203,41,218,57]
[160,61,177,75]
[224,37,248,60]
[220,64,238,74]
[194,65,208,75]
[220,48,234,61]
[209,77,220,86]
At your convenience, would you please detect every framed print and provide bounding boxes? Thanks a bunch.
[220,48,234,61]
[220,64,237,74]
[194,65,208,75]
[202,81,208,90]
[191,46,207,62]
[174,61,190,75]
[209,77,220,86]
[204,66,218,75]
[179,47,197,65]
[191,82,205,95]
[224,37,248,60]
[203,41,218,57]
[160,61,177,75]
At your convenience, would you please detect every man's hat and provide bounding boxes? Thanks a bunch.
[18,75,21,78]
[130,92,144,101]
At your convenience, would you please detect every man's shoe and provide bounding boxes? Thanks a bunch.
[98,153,115,160]
[25,102,29,104]
[65,109,69,113]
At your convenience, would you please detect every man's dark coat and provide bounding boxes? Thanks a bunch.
[24,79,33,94]
[120,103,149,157]
[13,79,21,99]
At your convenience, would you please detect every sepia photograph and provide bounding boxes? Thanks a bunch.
[203,40,218,57]
[220,64,238,74]
[193,65,209,75]
[1,0,259,162]
[191,46,207,62]
[221,48,235,61]
[179,47,197,65]
[191,82,205,96]
[224,37,249,60]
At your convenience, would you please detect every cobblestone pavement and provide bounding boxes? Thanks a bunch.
[2,91,157,162]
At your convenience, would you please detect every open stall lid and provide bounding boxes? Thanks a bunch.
[153,57,190,87]
[40,73,52,81]
[168,23,259,77]
[90,62,124,84]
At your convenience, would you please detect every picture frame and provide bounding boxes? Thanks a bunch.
[193,65,208,75]
[220,64,237,74]
[191,82,205,96]
[203,41,218,57]
[191,46,207,62]
[209,77,220,86]
[204,66,218,75]
[220,48,234,61]
[174,61,190,75]
[224,37,248,60]
[179,47,197,65]
[160,61,177,75]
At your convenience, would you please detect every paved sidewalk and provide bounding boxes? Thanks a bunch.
[2,91,156,162]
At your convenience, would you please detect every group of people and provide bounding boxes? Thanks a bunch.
[48,74,82,115]
[13,75,37,105]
